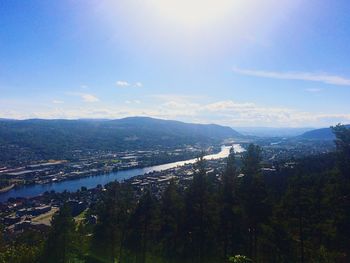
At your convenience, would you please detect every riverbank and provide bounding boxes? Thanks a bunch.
[0,145,244,202]
[16,146,222,187]
[0,184,15,193]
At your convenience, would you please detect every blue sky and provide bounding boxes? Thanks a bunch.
[1,0,350,127]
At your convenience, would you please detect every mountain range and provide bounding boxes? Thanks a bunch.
[0,117,348,163]
[299,124,350,140]
[0,117,242,161]
[234,127,314,137]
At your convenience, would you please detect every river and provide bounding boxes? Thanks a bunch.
[0,144,245,203]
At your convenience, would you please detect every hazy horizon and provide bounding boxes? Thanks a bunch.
[0,116,332,130]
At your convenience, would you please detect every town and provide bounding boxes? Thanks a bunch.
[0,144,303,242]
[0,153,240,240]
[0,145,213,191]
[0,138,336,243]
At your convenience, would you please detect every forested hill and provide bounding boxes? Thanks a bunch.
[0,117,242,160]
[299,124,350,140]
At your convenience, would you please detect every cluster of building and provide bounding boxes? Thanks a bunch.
[0,146,204,192]
[127,157,230,199]
[258,139,334,162]
[1,199,55,238]
[0,191,97,240]
[0,152,233,237]
[0,144,290,242]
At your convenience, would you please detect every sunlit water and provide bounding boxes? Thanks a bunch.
[0,144,244,202]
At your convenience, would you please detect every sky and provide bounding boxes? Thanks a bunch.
[1,0,350,127]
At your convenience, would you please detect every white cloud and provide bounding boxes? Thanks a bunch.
[2,96,349,127]
[233,67,350,86]
[116,80,143,88]
[150,96,350,127]
[134,82,143,88]
[116,81,130,87]
[80,85,88,89]
[52,100,64,104]
[306,88,322,93]
[199,100,350,127]
[67,92,100,103]
[125,100,141,104]
[81,93,99,103]
[205,101,255,111]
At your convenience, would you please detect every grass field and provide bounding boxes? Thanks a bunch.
[32,207,59,226]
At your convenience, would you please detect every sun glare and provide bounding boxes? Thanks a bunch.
[95,0,299,57]
[147,0,240,28]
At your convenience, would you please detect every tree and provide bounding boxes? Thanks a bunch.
[331,124,350,259]
[127,190,158,263]
[332,124,350,178]
[158,180,184,262]
[219,148,241,258]
[184,156,218,263]
[281,171,309,263]
[41,204,79,263]
[238,144,269,261]
[0,244,42,263]
[229,255,252,263]
[90,182,135,263]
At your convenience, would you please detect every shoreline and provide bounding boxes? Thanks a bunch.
[0,144,241,202]
[0,184,15,193]
[11,147,223,189]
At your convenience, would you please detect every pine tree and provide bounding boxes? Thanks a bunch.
[41,204,78,263]
[332,124,350,179]
[184,156,217,263]
[158,180,184,262]
[127,190,158,263]
[331,124,350,259]
[219,148,240,258]
[238,144,269,262]
[90,182,135,263]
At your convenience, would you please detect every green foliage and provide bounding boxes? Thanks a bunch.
[229,255,252,263]
[0,226,44,263]
[90,182,135,262]
[4,125,350,262]
[332,124,350,177]
[158,180,184,260]
[237,144,270,260]
[219,149,241,258]
[0,244,41,263]
[184,156,218,262]
[41,204,83,263]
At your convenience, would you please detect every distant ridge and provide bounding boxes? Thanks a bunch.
[234,127,314,137]
[0,117,242,161]
[299,124,350,140]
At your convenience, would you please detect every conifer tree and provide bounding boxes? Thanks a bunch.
[127,190,158,263]
[219,148,240,258]
[239,144,269,261]
[185,156,217,263]
[41,204,78,263]
[90,182,134,263]
[159,180,184,261]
